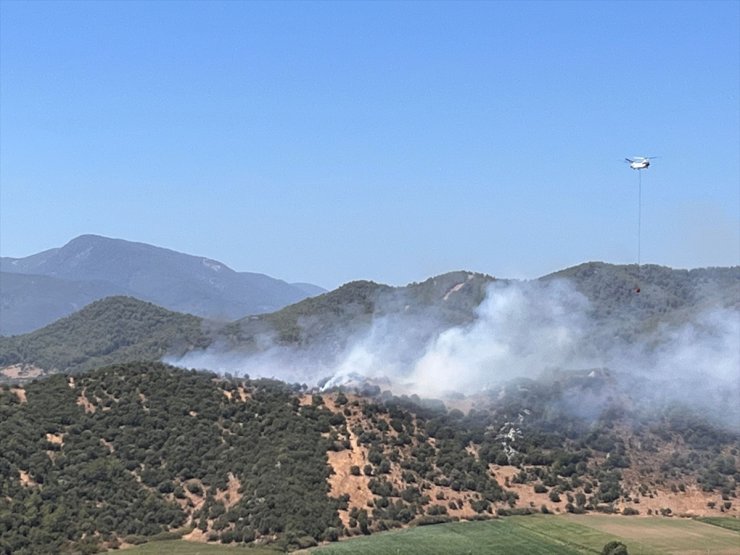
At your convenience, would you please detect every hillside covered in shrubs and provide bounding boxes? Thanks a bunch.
[1,363,737,553]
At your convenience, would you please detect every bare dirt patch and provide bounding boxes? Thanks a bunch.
[215,473,242,509]
[443,281,466,301]
[323,393,375,523]
[180,480,207,514]
[46,433,64,446]
[326,410,373,527]
[490,464,733,518]
[1,364,44,380]
[182,527,208,543]
[76,389,96,413]
[491,465,562,513]
[19,470,37,487]
[222,386,251,402]
[426,484,479,519]
[138,392,150,413]
[237,385,251,402]
[619,485,738,518]
[10,388,26,403]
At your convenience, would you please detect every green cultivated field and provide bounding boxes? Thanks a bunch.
[697,517,740,533]
[311,517,608,555]
[310,515,740,555]
[120,516,740,554]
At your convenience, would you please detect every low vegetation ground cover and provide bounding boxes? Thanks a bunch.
[696,516,740,532]
[310,515,740,555]
[539,514,740,554]
[312,517,591,554]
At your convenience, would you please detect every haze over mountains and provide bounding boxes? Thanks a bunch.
[0,235,325,336]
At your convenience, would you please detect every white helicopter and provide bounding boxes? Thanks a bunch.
[625,156,656,170]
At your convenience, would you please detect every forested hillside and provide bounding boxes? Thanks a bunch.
[221,271,493,352]
[0,272,131,336]
[1,363,737,553]
[543,263,740,342]
[1,264,737,386]
[0,271,496,380]
[0,364,340,553]
[239,263,739,352]
[0,297,210,379]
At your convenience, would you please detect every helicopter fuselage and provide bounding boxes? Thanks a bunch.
[626,158,651,170]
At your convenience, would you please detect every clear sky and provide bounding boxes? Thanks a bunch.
[1,1,738,289]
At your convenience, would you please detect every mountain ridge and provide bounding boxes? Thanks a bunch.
[1,234,325,335]
[2,262,737,384]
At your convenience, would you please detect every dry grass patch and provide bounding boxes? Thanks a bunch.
[618,485,737,518]
[491,465,560,513]
[326,424,372,527]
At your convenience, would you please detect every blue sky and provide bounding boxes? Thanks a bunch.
[1,1,738,289]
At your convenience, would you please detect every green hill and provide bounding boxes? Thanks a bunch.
[1,363,737,554]
[1,234,324,335]
[223,271,494,352]
[0,297,210,378]
[2,264,737,383]
[543,263,740,335]
[212,263,740,357]
[0,363,340,554]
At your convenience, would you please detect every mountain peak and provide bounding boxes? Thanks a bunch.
[1,236,325,335]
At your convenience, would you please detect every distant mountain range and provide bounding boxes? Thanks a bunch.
[0,235,325,336]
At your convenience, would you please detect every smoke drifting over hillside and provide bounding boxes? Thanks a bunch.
[614,306,740,423]
[167,278,740,427]
[407,281,591,395]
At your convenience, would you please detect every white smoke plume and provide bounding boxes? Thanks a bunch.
[608,306,740,426]
[407,280,591,396]
[166,278,739,427]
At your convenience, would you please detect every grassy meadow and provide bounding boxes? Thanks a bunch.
[119,515,740,554]
[310,515,740,555]
[696,516,740,533]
